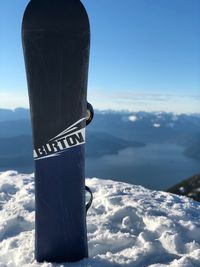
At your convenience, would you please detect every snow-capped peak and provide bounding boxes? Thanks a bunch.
[128,114,137,122]
[153,123,161,128]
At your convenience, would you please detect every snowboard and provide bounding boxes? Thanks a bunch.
[22,0,91,263]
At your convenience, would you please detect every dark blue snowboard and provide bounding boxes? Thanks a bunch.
[22,0,90,263]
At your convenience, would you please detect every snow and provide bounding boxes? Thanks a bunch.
[0,171,200,267]
[128,115,137,122]
[153,123,161,128]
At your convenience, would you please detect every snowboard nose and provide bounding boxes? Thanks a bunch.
[22,0,90,33]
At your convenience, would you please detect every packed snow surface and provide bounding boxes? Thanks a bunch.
[0,171,200,267]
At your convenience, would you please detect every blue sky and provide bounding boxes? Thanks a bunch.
[0,0,199,113]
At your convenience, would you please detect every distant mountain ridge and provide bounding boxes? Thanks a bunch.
[1,107,200,121]
[0,132,144,169]
[0,135,33,168]
[86,132,145,157]
[0,119,31,138]
[87,111,200,147]
[0,108,29,122]
[0,108,200,186]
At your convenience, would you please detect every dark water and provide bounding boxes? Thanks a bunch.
[1,144,199,190]
[86,144,200,190]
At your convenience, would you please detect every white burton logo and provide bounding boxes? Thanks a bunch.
[34,118,85,160]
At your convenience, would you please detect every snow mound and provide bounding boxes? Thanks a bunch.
[0,171,200,267]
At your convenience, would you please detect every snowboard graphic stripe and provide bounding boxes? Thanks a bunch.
[34,118,86,160]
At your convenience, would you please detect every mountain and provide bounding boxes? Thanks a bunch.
[0,109,200,189]
[184,139,200,160]
[0,133,144,168]
[1,108,200,145]
[86,132,145,157]
[0,119,31,138]
[167,173,200,202]
[0,171,199,266]
[0,108,29,122]
[0,135,33,168]
[88,111,200,146]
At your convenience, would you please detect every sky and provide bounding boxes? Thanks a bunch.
[0,0,200,113]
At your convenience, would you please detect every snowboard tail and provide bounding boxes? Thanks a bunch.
[22,0,90,262]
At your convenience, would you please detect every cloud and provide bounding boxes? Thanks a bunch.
[88,89,200,113]
[1,88,199,114]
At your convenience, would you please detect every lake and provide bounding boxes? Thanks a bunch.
[86,144,200,190]
[0,144,199,190]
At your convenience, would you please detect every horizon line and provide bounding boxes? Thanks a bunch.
[0,106,200,116]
